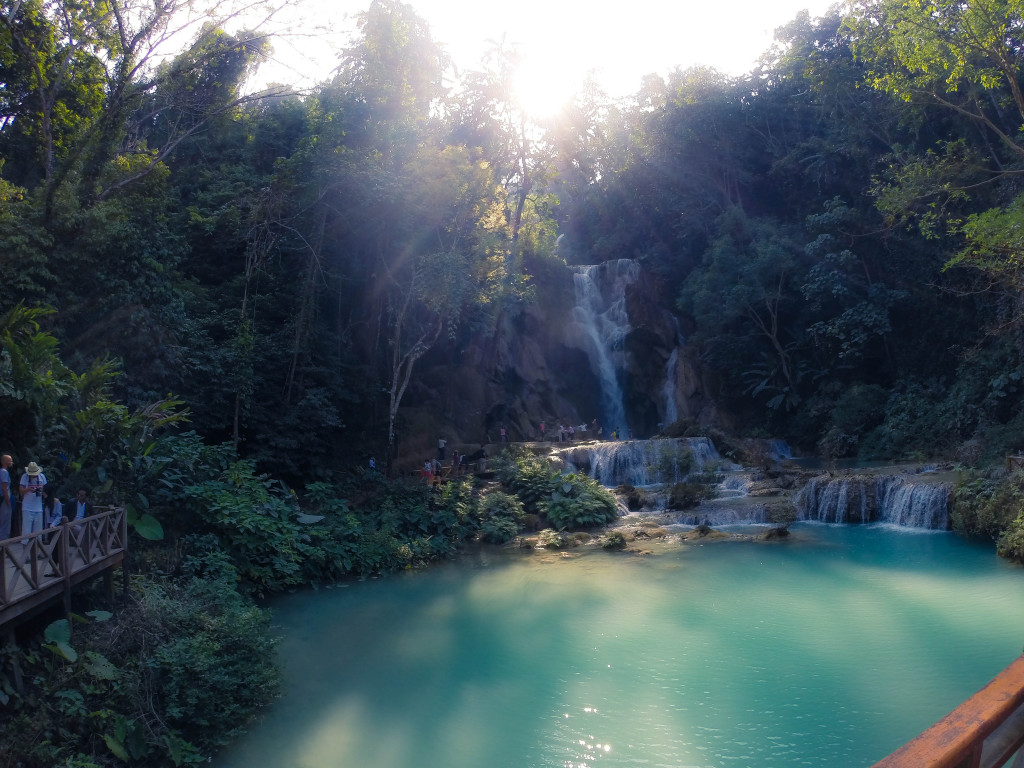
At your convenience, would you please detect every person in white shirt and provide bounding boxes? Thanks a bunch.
[19,461,47,542]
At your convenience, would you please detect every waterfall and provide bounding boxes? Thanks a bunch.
[662,318,684,426]
[572,260,640,434]
[674,505,773,526]
[557,436,726,486]
[767,439,793,460]
[793,474,951,529]
[662,347,680,426]
[794,475,870,524]
[875,476,951,529]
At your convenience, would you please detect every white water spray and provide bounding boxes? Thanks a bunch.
[572,260,640,434]
[557,436,729,486]
[793,474,951,529]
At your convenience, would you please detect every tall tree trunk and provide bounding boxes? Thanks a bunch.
[284,208,327,405]
[384,272,443,476]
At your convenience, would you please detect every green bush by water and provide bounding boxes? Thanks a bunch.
[0,562,278,768]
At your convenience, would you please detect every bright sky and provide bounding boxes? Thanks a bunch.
[257,0,839,112]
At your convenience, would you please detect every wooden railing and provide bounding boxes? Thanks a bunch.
[0,507,127,628]
[872,650,1024,768]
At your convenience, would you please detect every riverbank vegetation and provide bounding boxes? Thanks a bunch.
[6,0,1024,764]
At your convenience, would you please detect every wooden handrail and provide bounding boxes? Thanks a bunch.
[872,651,1024,768]
[0,508,127,627]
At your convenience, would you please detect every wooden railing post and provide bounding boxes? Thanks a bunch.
[60,522,71,619]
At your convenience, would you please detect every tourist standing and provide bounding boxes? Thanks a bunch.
[540,421,546,441]
[0,453,12,540]
[500,426,507,443]
[19,461,47,541]
[438,437,447,460]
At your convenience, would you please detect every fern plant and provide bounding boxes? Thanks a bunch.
[478,490,525,543]
[542,473,619,530]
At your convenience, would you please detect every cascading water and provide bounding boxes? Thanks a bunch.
[794,475,870,524]
[875,476,951,529]
[793,474,951,529]
[572,260,640,435]
[557,436,730,486]
[662,347,681,426]
[662,318,684,427]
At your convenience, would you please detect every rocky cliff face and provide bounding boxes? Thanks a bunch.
[396,259,717,459]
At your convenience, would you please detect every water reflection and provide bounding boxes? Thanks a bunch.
[214,525,1024,768]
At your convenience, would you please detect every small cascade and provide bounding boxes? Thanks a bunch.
[662,346,681,426]
[767,439,794,460]
[571,260,640,434]
[557,436,726,486]
[662,318,685,426]
[673,505,773,527]
[793,474,951,529]
[794,476,871,524]
[875,476,951,529]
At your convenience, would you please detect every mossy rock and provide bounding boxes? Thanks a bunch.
[601,531,628,550]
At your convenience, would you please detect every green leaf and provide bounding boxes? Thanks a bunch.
[46,640,78,662]
[104,733,130,762]
[84,651,118,680]
[86,609,113,622]
[133,513,164,540]
[165,733,187,766]
[44,618,71,645]
[97,466,107,483]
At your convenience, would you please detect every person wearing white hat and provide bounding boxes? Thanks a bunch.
[19,461,48,540]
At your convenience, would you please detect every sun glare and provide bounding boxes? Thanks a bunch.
[513,54,582,118]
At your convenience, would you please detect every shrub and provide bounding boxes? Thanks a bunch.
[997,516,1024,562]
[951,469,1023,541]
[184,459,310,594]
[0,570,278,767]
[602,531,628,550]
[542,473,619,530]
[668,482,714,510]
[536,528,569,548]
[478,490,525,543]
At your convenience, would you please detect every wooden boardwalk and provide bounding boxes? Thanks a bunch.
[0,507,127,629]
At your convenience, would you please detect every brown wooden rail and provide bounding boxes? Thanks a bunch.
[872,651,1024,768]
[0,507,127,629]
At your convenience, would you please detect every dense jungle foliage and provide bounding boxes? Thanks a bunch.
[6,0,1024,764]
